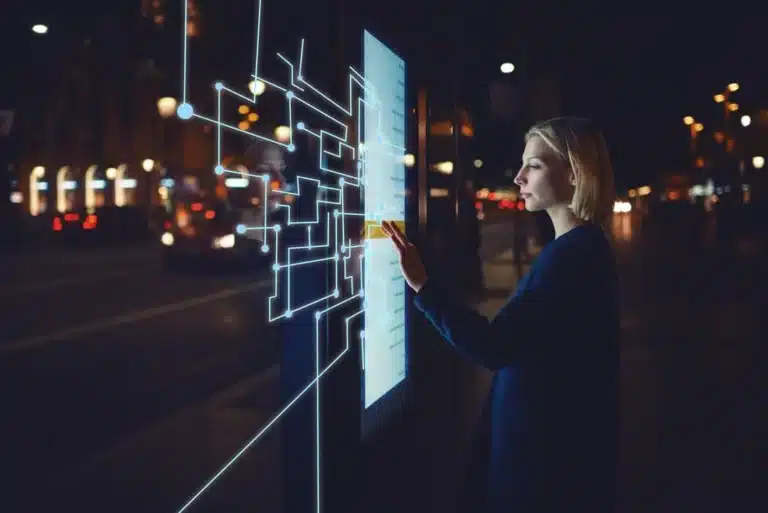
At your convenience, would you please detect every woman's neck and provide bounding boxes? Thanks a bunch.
[546,205,585,239]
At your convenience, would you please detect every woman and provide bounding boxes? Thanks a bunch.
[382,117,620,513]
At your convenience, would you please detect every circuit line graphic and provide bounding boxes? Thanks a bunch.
[173,1,406,512]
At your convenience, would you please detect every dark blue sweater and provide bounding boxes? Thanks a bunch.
[414,223,620,513]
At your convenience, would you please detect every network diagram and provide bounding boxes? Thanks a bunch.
[174,1,407,511]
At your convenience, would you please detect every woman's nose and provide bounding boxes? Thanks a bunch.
[513,170,525,186]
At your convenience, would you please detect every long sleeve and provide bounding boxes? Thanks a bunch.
[413,251,578,370]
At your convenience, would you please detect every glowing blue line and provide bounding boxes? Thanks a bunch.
[316,315,321,511]
[300,125,322,139]
[252,0,262,103]
[299,38,305,79]
[251,75,288,92]
[221,84,262,105]
[216,86,222,166]
[299,76,349,116]
[181,0,189,103]
[193,113,289,147]
[292,94,346,131]
[276,53,305,92]
[286,256,334,268]
[176,337,352,513]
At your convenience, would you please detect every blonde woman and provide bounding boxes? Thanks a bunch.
[382,117,620,513]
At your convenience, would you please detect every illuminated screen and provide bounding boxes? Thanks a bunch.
[362,30,407,409]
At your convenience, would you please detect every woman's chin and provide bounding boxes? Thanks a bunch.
[523,199,540,212]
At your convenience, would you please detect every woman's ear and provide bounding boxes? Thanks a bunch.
[568,170,577,187]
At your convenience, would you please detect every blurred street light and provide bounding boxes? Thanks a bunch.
[741,115,751,127]
[500,62,515,74]
[683,117,704,166]
[433,161,454,174]
[275,125,291,143]
[157,97,178,118]
[142,159,155,172]
[403,154,415,168]
[249,79,266,96]
[753,156,764,169]
[473,159,483,168]
[713,83,740,152]
[32,24,48,34]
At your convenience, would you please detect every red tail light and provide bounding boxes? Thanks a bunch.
[64,213,79,222]
[163,220,172,230]
[52,217,63,231]
[83,214,98,230]
[191,202,203,212]
[204,210,215,220]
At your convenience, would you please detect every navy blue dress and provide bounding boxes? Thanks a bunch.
[414,223,621,513]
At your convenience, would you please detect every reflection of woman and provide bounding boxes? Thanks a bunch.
[382,117,620,513]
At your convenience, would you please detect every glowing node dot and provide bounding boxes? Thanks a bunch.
[261,245,269,253]
[272,263,280,271]
[360,330,365,340]
[357,161,362,170]
[287,144,295,152]
[236,224,246,234]
[286,90,295,99]
[339,178,345,185]
[315,311,322,320]
[285,310,293,319]
[296,122,305,130]
[262,174,270,182]
[273,224,281,232]
[177,103,194,120]
[333,289,340,298]
[214,165,224,175]
[334,253,339,261]
[360,288,365,298]
[340,245,346,253]
[297,75,303,82]
[333,209,339,218]
[214,82,223,91]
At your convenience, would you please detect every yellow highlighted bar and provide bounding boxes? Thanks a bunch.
[364,220,405,239]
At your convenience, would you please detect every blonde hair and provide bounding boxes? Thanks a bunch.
[525,117,615,226]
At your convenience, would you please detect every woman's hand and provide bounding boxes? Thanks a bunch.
[381,221,428,293]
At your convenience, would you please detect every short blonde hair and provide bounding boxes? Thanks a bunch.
[525,117,615,226]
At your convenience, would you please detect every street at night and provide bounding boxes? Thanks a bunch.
[3,2,767,512]
[0,245,283,511]
[0,217,764,512]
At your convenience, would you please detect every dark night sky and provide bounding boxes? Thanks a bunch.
[5,1,768,190]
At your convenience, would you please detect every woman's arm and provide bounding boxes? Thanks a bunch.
[414,258,575,370]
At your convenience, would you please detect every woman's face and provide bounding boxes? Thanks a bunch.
[514,136,574,212]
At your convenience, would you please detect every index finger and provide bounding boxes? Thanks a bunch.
[384,220,408,247]
[381,221,405,252]
[388,221,408,244]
